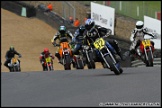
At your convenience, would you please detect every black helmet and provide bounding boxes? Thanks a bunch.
[10,46,14,51]
[79,25,86,34]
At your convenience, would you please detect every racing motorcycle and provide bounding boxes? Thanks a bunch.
[70,42,85,69]
[8,56,21,72]
[134,38,155,67]
[93,37,123,75]
[43,56,54,71]
[73,53,84,69]
[81,44,96,69]
[54,41,73,70]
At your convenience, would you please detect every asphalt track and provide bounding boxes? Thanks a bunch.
[1,66,161,107]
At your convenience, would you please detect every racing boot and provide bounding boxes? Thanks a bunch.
[72,58,76,68]
[119,68,123,74]
[113,53,121,62]
[9,67,12,72]
[18,60,21,71]
[116,47,124,61]
[42,64,46,71]
[55,52,62,64]
[6,63,12,72]
[112,40,124,61]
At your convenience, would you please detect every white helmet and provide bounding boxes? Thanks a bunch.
[136,21,144,31]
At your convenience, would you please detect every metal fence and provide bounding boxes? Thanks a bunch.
[62,2,76,21]
[16,1,76,20]
[77,1,161,21]
[109,1,161,20]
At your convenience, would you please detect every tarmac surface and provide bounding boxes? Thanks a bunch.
[1,67,161,107]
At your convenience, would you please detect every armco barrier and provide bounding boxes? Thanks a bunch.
[1,1,22,16]
[1,1,36,17]
[131,58,161,67]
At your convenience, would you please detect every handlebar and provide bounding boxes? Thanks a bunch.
[18,55,22,58]
[54,44,60,47]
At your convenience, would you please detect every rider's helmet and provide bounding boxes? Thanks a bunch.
[59,25,66,34]
[9,46,15,52]
[85,18,95,31]
[136,21,144,31]
[79,25,86,34]
[44,48,49,56]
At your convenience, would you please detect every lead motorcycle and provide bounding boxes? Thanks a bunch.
[93,37,123,75]
[8,56,21,72]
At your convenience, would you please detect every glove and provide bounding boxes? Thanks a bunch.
[70,42,75,45]
[41,61,44,64]
[18,55,22,58]
[152,33,158,39]
[132,30,136,34]
[53,43,58,47]
[52,41,57,46]
[52,56,54,59]
[53,44,56,47]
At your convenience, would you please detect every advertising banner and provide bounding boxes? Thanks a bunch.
[91,2,115,35]
[144,16,161,49]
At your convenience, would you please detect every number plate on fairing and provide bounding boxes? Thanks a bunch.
[93,38,105,50]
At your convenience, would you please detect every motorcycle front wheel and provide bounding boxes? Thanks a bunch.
[64,55,71,70]
[145,51,153,67]
[104,55,120,75]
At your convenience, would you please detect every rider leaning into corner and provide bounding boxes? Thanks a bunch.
[51,25,73,64]
[39,48,54,71]
[83,18,124,62]
[4,46,22,72]
[71,25,86,55]
[124,20,157,59]
[70,25,86,67]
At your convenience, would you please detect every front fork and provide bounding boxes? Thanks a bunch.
[144,47,153,61]
[98,47,117,69]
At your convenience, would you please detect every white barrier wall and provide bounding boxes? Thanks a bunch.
[144,16,161,49]
[91,2,115,35]
[144,16,161,35]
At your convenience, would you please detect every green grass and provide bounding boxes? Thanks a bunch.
[78,1,161,20]
[108,1,161,20]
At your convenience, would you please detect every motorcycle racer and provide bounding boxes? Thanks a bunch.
[4,46,22,71]
[39,48,54,71]
[83,19,123,62]
[51,25,73,64]
[129,21,156,55]
[71,25,86,68]
[71,25,86,55]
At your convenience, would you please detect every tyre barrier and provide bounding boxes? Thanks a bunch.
[131,58,161,67]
